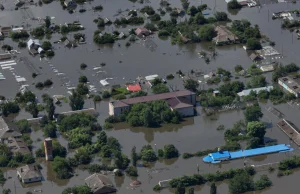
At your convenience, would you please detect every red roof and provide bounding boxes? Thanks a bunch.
[127,84,142,92]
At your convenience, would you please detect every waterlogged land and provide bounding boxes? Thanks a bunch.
[1,0,300,194]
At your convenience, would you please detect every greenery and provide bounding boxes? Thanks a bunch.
[0,170,6,185]
[152,84,169,94]
[80,63,87,69]
[58,113,96,132]
[246,38,262,50]
[94,32,115,44]
[210,183,217,194]
[125,166,138,176]
[244,104,263,122]
[62,185,92,194]
[52,156,72,179]
[1,101,20,117]
[10,31,29,40]
[272,63,299,82]
[43,123,57,138]
[246,75,266,88]
[255,175,272,190]
[278,155,300,172]
[35,140,67,158]
[78,76,88,83]
[231,20,261,43]
[184,79,199,92]
[140,145,157,162]
[162,144,179,159]
[102,91,111,99]
[247,121,266,147]
[42,41,52,50]
[69,90,84,110]
[16,119,31,133]
[227,0,242,9]
[31,26,45,37]
[130,91,147,98]
[229,172,254,194]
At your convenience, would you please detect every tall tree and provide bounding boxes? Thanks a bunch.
[244,105,263,122]
[131,146,137,167]
[69,90,84,111]
[175,183,185,194]
[229,172,254,194]
[247,121,266,145]
[25,102,39,118]
[210,183,217,194]
[97,131,107,146]
[46,98,55,120]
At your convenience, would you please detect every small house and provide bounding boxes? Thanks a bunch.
[0,117,22,141]
[64,0,77,8]
[0,26,12,37]
[6,137,31,156]
[17,164,42,184]
[126,83,141,92]
[85,173,117,194]
[135,28,150,37]
[27,39,43,55]
[249,53,262,62]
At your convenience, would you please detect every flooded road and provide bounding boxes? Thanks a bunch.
[1,0,300,193]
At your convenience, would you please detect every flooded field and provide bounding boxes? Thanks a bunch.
[1,0,300,193]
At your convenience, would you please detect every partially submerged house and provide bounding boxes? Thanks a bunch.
[249,53,262,62]
[237,86,274,97]
[27,39,43,55]
[213,26,239,46]
[64,0,77,8]
[5,137,31,155]
[85,173,117,194]
[0,117,22,141]
[109,90,196,116]
[126,83,142,92]
[17,164,42,184]
[0,26,12,37]
[135,28,150,37]
[0,53,12,61]
[278,76,300,98]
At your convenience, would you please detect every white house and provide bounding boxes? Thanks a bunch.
[17,164,42,183]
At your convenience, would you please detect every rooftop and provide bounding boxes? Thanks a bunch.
[6,137,31,155]
[278,76,300,94]
[111,90,195,108]
[17,164,42,180]
[277,119,300,146]
[167,97,193,109]
[85,173,116,193]
[0,117,22,139]
[127,84,142,92]
[237,86,273,97]
[213,26,238,43]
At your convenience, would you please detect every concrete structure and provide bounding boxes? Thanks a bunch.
[237,86,273,97]
[0,26,12,37]
[27,39,43,55]
[278,76,300,97]
[158,179,172,188]
[85,173,117,194]
[213,26,239,46]
[249,53,262,62]
[0,117,22,140]
[0,53,12,61]
[277,119,300,146]
[5,137,31,155]
[44,138,53,161]
[17,164,42,184]
[260,65,274,72]
[135,28,150,37]
[109,90,196,116]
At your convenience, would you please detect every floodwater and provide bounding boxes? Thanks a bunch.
[2,0,300,193]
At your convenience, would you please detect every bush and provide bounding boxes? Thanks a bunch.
[80,63,87,69]
[18,41,27,48]
[166,74,174,80]
[43,79,53,87]
[102,91,111,99]
[125,166,138,176]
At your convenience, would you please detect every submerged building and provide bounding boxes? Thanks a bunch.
[44,138,53,161]
[109,90,196,117]
[278,76,300,98]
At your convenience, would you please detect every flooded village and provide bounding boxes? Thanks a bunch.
[2,0,300,193]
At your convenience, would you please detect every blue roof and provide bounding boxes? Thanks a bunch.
[203,144,293,163]
[210,151,230,160]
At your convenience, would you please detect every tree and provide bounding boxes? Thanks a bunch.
[76,83,89,95]
[80,63,87,69]
[107,137,121,152]
[142,108,154,127]
[184,79,199,92]
[45,98,55,120]
[244,105,263,122]
[235,65,243,73]
[247,137,261,149]
[78,76,88,83]
[181,0,190,10]
[74,147,92,165]
[42,41,52,50]
[43,123,57,138]
[45,16,51,28]
[25,103,39,118]
[16,119,31,133]
[210,183,217,194]
[131,146,138,167]
[125,166,138,176]
[198,25,216,41]
[97,131,107,146]
[62,185,92,194]
[102,91,111,99]
[43,79,53,86]
[52,156,72,179]
[188,188,195,194]
[175,183,185,194]
[227,0,242,9]
[255,175,272,190]
[152,84,169,94]
[246,75,267,88]
[247,121,266,145]
[163,144,179,159]
[193,13,207,25]
[246,38,262,50]
[189,6,198,16]
[214,12,228,21]
[1,102,20,116]
[69,90,84,110]
[140,145,157,162]
[229,172,254,194]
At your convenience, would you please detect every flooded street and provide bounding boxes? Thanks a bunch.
[1,0,300,193]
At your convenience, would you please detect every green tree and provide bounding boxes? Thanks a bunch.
[152,84,169,94]
[62,185,92,194]
[188,188,195,194]
[184,79,199,92]
[199,25,216,41]
[16,119,31,133]
[78,76,88,83]
[229,172,254,194]
[255,175,272,190]
[247,137,261,149]
[69,90,84,110]
[131,146,138,167]
[125,166,138,176]
[46,98,55,120]
[246,75,267,88]
[210,183,217,194]
[76,83,89,95]
[42,41,52,50]
[142,108,154,127]
[244,105,263,122]
[214,12,228,21]
[74,147,92,165]
[52,156,72,179]
[25,103,39,118]
[227,0,242,9]
[246,38,262,50]
[175,183,185,194]
[189,6,198,16]
[43,123,57,138]
[45,16,51,28]
[163,144,179,159]
[247,121,266,145]
[97,131,107,146]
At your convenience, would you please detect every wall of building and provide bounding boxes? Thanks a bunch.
[108,103,115,116]
[23,177,42,184]
[278,80,299,98]
[175,107,194,117]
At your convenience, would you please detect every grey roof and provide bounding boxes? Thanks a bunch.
[167,97,193,109]
[85,173,116,194]
[27,39,40,50]
[278,76,300,94]
[111,90,195,108]
[17,164,42,180]
[249,53,261,61]
[0,117,9,135]
[0,117,21,139]
[6,137,31,155]
[237,86,274,97]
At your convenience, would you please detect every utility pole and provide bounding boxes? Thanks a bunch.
[14,179,17,194]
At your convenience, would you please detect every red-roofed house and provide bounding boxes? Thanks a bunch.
[127,84,142,92]
[135,28,150,36]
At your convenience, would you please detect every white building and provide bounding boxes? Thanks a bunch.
[17,165,42,183]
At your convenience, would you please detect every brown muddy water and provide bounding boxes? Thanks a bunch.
[1,0,300,193]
